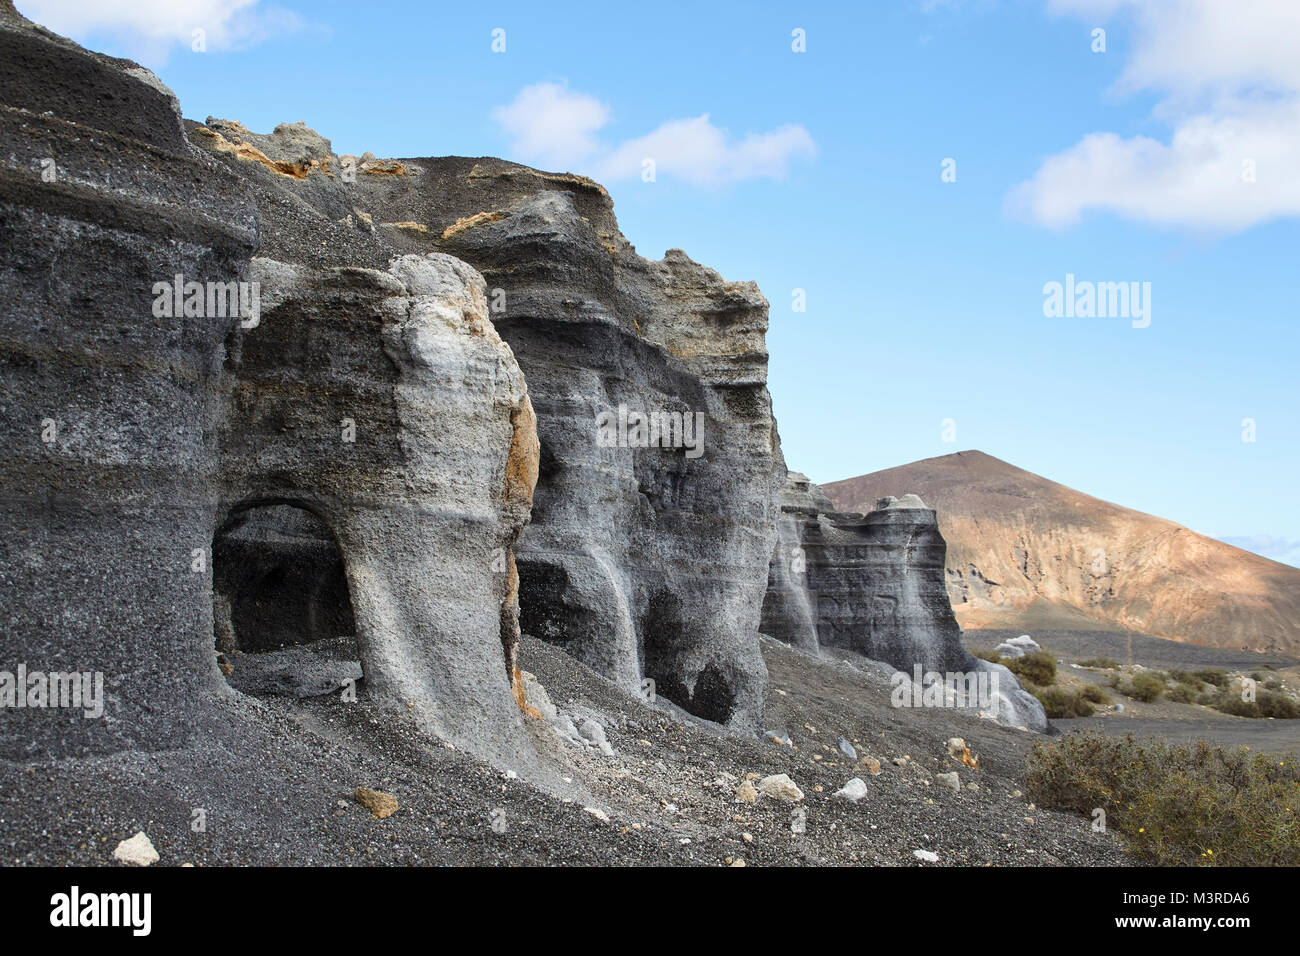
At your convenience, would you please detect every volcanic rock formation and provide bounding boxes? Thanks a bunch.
[0,3,538,766]
[761,472,1047,731]
[0,0,1044,778]
[182,112,786,731]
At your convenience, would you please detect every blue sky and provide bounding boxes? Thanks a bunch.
[20,0,1300,566]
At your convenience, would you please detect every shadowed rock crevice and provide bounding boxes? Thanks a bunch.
[211,504,365,703]
[214,504,357,655]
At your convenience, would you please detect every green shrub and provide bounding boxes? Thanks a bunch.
[1078,657,1119,669]
[1169,670,1201,687]
[1126,672,1165,702]
[1032,685,1096,718]
[971,648,1003,664]
[1260,692,1300,719]
[1194,669,1229,687]
[1206,686,1300,720]
[1026,731,1300,866]
[1215,693,1262,717]
[1079,684,1111,705]
[1005,651,1057,687]
[1166,683,1198,704]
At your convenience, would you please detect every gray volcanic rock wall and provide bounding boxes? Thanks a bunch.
[0,4,540,766]
[215,253,541,766]
[0,4,257,758]
[439,192,784,729]
[761,473,1047,731]
[183,125,786,730]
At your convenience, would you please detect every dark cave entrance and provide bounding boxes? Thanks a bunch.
[640,589,736,724]
[212,503,363,699]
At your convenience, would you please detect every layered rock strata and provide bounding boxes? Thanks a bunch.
[761,473,1047,731]
[0,3,538,766]
[182,117,786,730]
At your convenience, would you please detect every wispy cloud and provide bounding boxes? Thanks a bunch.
[492,82,815,188]
[1008,0,1300,233]
[16,0,304,66]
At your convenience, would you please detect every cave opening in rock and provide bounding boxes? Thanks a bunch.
[640,589,736,724]
[212,503,363,700]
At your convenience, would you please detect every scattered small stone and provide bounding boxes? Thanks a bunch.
[735,780,758,803]
[834,778,869,802]
[354,787,398,819]
[756,773,804,803]
[945,737,980,769]
[112,831,159,867]
[860,756,882,775]
[838,737,858,760]
[579,718,616,756]
[913,849,940,863]
[584,806,610,822]
[936,772,960,792]
[730,858,746,867]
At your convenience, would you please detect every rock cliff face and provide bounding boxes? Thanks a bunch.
[0,0,1045,775]
[761,473,1047,731]
[182,117,786,730]
[0,3,538,766]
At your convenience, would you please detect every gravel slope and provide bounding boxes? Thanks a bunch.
[0,636,1128,867]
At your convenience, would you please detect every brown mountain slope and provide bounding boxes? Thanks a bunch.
[822,451,1300,656]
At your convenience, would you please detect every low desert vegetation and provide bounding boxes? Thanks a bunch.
[1208,687,1300,720]
[1003,651,1057,688]
[1077,657,1119,669]
[1114,671,1165,703]
[1026,731,1300,866]
[1031,685,1095,718]
[975,648,1123,718]
[1079,683,1111,706]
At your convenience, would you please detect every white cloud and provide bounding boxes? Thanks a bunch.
[493,83,815,188]
[1009,0,1300,233]
[16,0,302,65]
[489,83,609,172]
